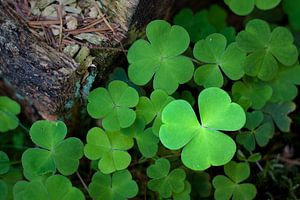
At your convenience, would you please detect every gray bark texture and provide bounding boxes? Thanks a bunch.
[0,0,175,122]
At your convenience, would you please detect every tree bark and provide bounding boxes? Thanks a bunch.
[0,0,175,122]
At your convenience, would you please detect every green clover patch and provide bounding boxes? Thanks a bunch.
[0,96,21,133]
[87,80,139,132]
[127,20,194,94]
[159,87,246,170]
[84,127,134,174]
[22,120,84,177]
[193,33,246,88]
[236,19,298,81]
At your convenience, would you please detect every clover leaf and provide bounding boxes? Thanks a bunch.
[136,90,174,136]
[232,77,273,110]
[84,127,133,174]
[263,102,296,132]
[213,161,257,200]
[236,19,298,81]
[121,118,159,158]
[237,111,274,151]
[173,181,191,200]
[283,0,300,30]
[13,175,85,200]
[189,172,212,198]
[193,33,245,88]
[88,170,138,200]
[127,20,194,94]
[160,87,245,170]
[0,96,21,133]
[87,80,139,131]
[0,180,8,200]
[268,65,300,102]
[146,158,186,198]
[22,120,83,177]
[224,0,281,16]
[0,151,10,175]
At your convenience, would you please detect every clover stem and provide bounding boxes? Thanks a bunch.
[19,122,29,133]
[189,57,203,65]
[76,171,89,193]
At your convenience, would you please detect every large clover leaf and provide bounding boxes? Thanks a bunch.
[84,127,133,174]
[0,96,21,133]
[159,87,246,170]
[88,170,138,200]
[232,77,273,110]
[22,120,84,177]
[268,65,300,102]
[224,0,281,16]
[127,20,194,94]
[87,80,139,132]
[136,90,174,136]
[146,158,186,198]
[193,33,246,88]
[237,111,274,151]
[236,19,298,81]
[213,161,257,200]
[13,175,85,200]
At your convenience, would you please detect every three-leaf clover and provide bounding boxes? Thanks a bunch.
[232,77,273,110]
[193,33,246,88]
[22,120,84,177]
[87,80,139,131]
[159,87,246,170]
[13,175,85,200]
[88,170,138,200]
[268,65,300,102]
[236,19,298,81]
[213,161,257,200]
[136,89,174,136]
[263,102,296,132]
[127,20,194,94]
[224,0,281,16]
[146,158,186,198]
[237,111,274,151]
[121,118,159,158]
[84,127,134,174]
[0,96,21,132]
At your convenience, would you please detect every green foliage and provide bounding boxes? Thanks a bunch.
[84,127,133,174]
[22,120,83,177]
[13,175,85,200]
[0,151,10,175]
[146,158,188,198]
[160,87,245,170]
[224,0,281,15]
[193,33,245,87]
[213,161,257,200]
[88,170,138,200]
[283,0,300,30]
[236,19,298,81]
[0,96,21,132]
[0,180,7,200]
[127,20,194,94]
[87,80,139,131]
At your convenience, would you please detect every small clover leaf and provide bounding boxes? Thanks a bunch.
[236,19,298,81]
[13,175,85,200]
[127,20,194,94]
[0,151,10,175]
[160,87,246,170]
[88,170,138,200]
[213,161,257,200]
[146,158,186,198]
[232,77,273,110]
[84,127,133,174]
[189,172,212,198]
[136,90,174,135]
[263,102,296,132]
[87,80,139,131]
[173,181,191,200]
[193,33,245,88]
[283,0,300,30]
[22,120,84,177]
[269,65,300,102]
[0,180,8,200]
[121,119,159,158]
[224,0,281,16]
[237,111,274,151]
[0,96,21,132]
